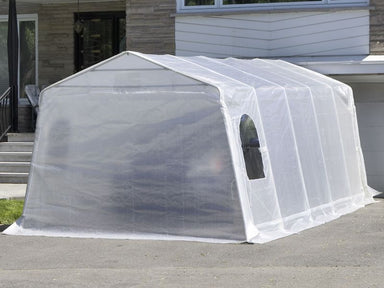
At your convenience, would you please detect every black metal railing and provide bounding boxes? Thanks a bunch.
[0,88,12,141]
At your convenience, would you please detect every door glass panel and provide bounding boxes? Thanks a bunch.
[19,20,36,99]
[75,12,126,71]
[0,22,8,94]
[82,18,113,69]
[185,0,214,6]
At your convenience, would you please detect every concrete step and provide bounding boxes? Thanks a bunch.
[0,162,31,173]
[0,152,32,162]
[0,173,29,184]
[0,133,34,184]
[6,133,35,142]
[0,142,34,152]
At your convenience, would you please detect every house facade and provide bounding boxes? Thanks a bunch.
[1,0,384,191]
[0,0,175,131]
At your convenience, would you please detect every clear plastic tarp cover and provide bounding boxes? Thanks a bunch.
[5,52,374,243]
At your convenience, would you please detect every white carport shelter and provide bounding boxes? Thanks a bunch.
[5,52,374,243]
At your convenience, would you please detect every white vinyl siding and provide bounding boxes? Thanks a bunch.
[175,10,369,57]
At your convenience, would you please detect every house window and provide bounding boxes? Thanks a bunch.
[185,0,215,5]
[0,15,38,102]
[74,12,126,71]
[179,0,368,11]
[239,114,265,180]
[223,0,320,3]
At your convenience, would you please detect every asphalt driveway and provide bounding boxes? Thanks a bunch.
[0,198,383,288]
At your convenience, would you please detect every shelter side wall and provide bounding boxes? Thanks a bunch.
[215,58,369,241]
[256,84,355,224]
[175,10,369,58]
[255,87,310,219]
[220,59,313,224]
[266,60,368,203]
[23,86,246,241]
[185,56,342,237]
[282,87,332,209]
[184,58,283,233]
[254,59,368,202]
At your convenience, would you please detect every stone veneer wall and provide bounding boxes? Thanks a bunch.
[39,1,126,87]
[370,0,384,54]
[126,0,175,54]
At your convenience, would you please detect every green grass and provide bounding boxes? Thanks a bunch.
[0,199,24,225]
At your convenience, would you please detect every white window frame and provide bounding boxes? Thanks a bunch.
[0,14,38,105]
[177,0,369,12]
[328,0,366,3]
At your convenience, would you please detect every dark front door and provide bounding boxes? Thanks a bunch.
[74,11,126,71]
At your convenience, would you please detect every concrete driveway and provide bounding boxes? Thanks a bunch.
[0,198,383,288]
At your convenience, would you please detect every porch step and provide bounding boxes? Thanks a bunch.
[0,142,34,152]
[6,133,35,142]
[0,162,31,173]
[0,133,34,184]
[0,173,29,184]
[0,152,32,162]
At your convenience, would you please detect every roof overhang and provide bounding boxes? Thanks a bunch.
[282,55,384,83]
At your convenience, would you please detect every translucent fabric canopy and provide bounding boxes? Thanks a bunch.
[5,51,374,243]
